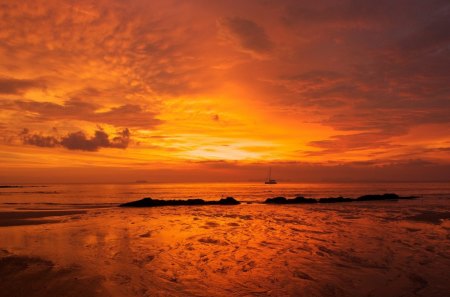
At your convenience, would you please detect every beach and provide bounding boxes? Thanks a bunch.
[1,183,449,297]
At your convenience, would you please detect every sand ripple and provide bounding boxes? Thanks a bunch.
[0,201,449,296]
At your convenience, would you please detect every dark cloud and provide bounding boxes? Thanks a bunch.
[400,10,450,52]
[0,77,43,94]
[2,99,162,129]
[111,128,131,149]
[60,129,130,151]
[274,0,450,116]
[270,8,450,147]
[21,129,59,148]
[21,128,131,151]
[282,0,448,29]
[219,17,273,54]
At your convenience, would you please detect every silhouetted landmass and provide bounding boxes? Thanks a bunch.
[265,196,317,204]
[121,194,417,207]
[120,197,240,207]
[319,197,353,203]
[355,193,416,201]
[265,193,417,204]
[0,185,24,188]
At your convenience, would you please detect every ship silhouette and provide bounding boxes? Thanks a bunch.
[265,167,277,184]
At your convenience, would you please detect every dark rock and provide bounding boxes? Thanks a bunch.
[292,196,317,204]
[120,197,240,207]
[355,193,418,201]
[265,193,416,205]
[265,196,317,204]
[218,197,240,205]
[265,197,288,204]
[318,197,353,203]
[357,193,399,201]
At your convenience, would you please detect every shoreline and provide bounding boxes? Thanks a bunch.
[1,199,449,296]
[0,210,86,227]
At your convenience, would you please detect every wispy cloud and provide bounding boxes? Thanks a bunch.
[2,99,161,129]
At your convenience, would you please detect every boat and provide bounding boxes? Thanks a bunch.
[264,168,277,184]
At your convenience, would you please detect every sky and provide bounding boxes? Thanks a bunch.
[0,0,449,183]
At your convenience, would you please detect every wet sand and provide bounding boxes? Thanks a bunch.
[0,250,110,297]
[0,201,449,297]
[0,210,86,227]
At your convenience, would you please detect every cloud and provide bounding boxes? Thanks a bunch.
[60,129,130,151]
[21,128,131,151]
[1,0,449,171]
[218,17,273,55]
[400,10,450,52]
[0,77,43,94]
[21,128,59,148]
[281,0,449,30]
[94,104,162,129]
[0,0,221,98]
[3,99,162,129]
[306,131,403,156]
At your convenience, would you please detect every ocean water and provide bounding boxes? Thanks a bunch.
[1,182,449,207]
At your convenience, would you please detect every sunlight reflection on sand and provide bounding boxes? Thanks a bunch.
[1,201,449,296]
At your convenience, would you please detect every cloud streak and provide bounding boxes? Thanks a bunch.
[2,99,161,129]
[0,77,44,94]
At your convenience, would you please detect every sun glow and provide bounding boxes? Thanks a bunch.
[0,0,449,182]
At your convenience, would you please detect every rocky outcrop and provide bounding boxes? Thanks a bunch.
[318,197,353,203]
[265,193,417,204]
[120,197,240,207]
[356,193,416,201]
[265,196,317,204]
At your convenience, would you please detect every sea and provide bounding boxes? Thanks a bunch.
[1,182,449,207]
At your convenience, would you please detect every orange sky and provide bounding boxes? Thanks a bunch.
[1,0,449,182]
